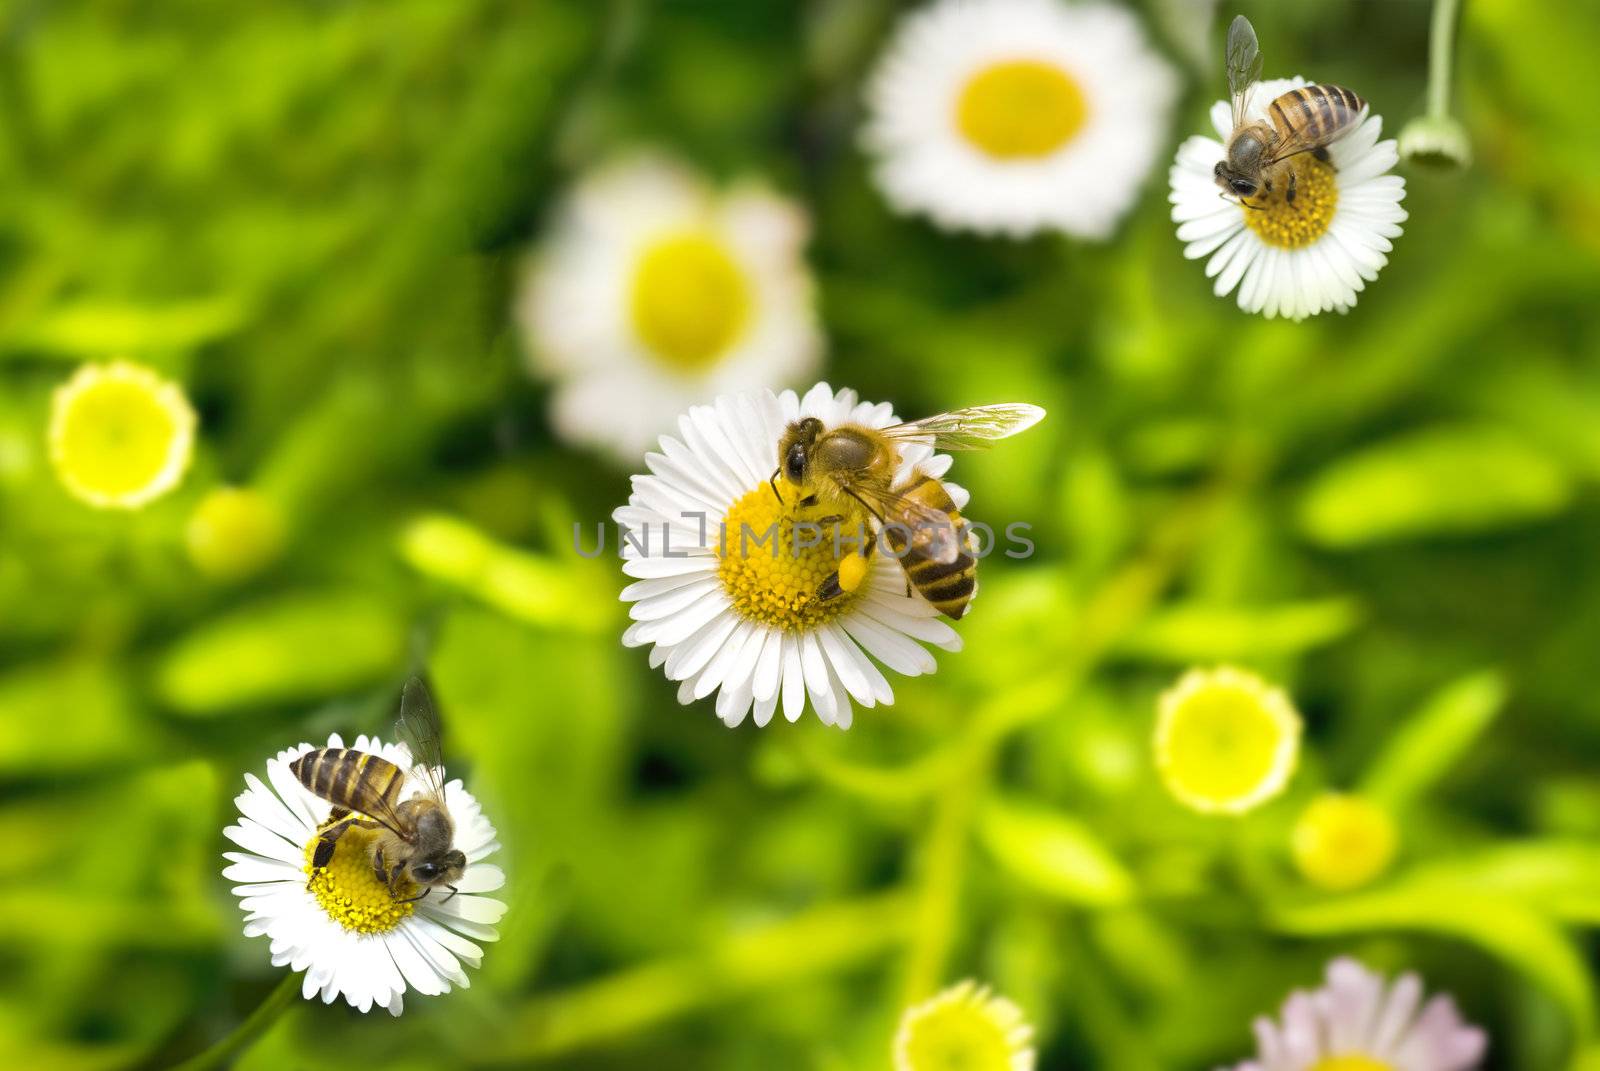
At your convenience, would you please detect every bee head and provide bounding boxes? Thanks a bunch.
[780,417,824,484]
[1214,159,1259,199]
[410,849,467,887]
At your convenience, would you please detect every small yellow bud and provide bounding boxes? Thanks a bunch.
[185,486,285,581]
[1292,793,1398,891]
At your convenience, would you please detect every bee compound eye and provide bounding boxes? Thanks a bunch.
[412,862,440,881]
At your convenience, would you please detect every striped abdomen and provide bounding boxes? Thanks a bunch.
[290,747,405,818]
[1267,83,1364,146]
[884,474,977,621]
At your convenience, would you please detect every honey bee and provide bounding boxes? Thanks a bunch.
[290,678,466,903]
[772,404,1045,620]
[1214,14,1365,206]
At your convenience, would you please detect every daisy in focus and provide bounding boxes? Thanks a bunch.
[1220,957,1486,1071]
[48,360,196,509]
[862,0,1178,239]
[222,698,505,1015]
[1169,17,1407,320]
[519,153,821,462]
[614,383,1042,729]
[1154,666,1302,815]
[895,980,1035,1071]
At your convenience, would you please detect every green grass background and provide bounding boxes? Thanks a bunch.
[2,0,1599,1067]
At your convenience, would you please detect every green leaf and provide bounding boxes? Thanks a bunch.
[398,513,613,633]
[979,797,1135,907]
[1116,598,1360,662]
[1273,883,1596,1040]
[1361,671,1506,809]
[1297,425,1572,547]
[154,592,406,714]
[11,296,247,356]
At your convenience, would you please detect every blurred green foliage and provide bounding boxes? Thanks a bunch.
[2,0,1600,1068]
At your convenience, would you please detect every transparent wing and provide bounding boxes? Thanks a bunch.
[878,404,1046,451]
[396,676,448,803]
[1226,15,1263,130]
[848,480,964,567]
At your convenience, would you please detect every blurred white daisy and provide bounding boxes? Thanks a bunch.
[1169,77,1407,320]
[223,734,506,1015]
[519,153,821,462]
[862,0,1178,239]
[895,980,1036,1071]
[614,383,965,730]
[1222,957,1486,1071]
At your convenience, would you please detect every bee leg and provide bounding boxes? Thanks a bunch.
[1286,170,1297,204]
[1312,146,1330,163]
[817,571,844,601]
[442,885,460,904]
[798,494,818,508]
[312,811,356,868]
[767,468,784,505]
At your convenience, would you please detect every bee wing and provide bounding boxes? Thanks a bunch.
[1226,14,1263,130]
[878,404,1046,452]
[396,676,449,804]
[848,480,965,566]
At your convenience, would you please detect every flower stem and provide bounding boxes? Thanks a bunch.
[1426,0,1464,119]
[172,973,300,1071]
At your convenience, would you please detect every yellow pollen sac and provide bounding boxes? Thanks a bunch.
[1244,155,1340,248]
[1309,1056,1393,1071]
[629,231,752,372]
[304,822,415,935]
[717,485,869,631]
[956,59,1087,160]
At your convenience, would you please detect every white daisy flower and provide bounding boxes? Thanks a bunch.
[614,382,968,730]
[1169,77,1408,320]
[519,153,822,462]
[1222,957,1487,1071]
[895,980,1036,1071]
[861,0,1179,239]
[222,734,506,1015]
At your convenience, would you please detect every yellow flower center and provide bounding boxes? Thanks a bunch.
[956,59,1087,160]
[304,821,415,935]
[629,231,752,372]
[716,484,868,631]
[1243,156,1340,248]
[1311,1057,1393,1071]
[1292,793,1399,891]
[1155,668,1301,814]
[49,361,196,509]
[897,984,1029,1071]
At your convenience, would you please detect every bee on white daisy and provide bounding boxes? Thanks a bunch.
[222,730,506,1015]
[48,359,197,509]
[861,0,1179,239]
[1220,957,1486,1071]
[615,383,1042,730]
[894,980,1036,1071]
[518,153,822,463]
[1169,17,1407,321]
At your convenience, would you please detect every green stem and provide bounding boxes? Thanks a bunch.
[172,973,300,1071]
[1426,0,1464,119]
